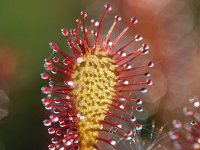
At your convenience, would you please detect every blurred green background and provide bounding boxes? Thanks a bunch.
[0,1,86,149]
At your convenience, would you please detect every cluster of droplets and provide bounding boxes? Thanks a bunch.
[41,3,154,150]
[168,97,200,150]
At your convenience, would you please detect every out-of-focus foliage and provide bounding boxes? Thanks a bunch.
[0,1,82,149]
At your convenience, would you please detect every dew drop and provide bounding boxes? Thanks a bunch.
[122,52,127,57]
[45,104,52,110]
[41,98,50,106]
[51,68,58,74]
[59,147,65,150]
[66,81,74,86]
[140,87,147,93]
[108,41,113,46]
[41,87,52,94]
[168,131,179,140]
[50,115,59,122]
[81,11,87,18]
[61,28,68,37]
[77,57,83,63]
[172,120,183,129]
[56,130,62,136]
[190,120,196,126]
[43,119,52,126]
[123,80,129,85]
[136,98,143,105]
[135,35,143,41]
[119,105,124,109]
[136,124,142,130]
[173,141,182,149]
[115,15,121,21]
[117,124,122,128]
[119,98,126,102]
[183,107,193,116]
[194,101,200,107]
[127,130,133,136]
[146,79,153,85]
[95,21,99,27]
[41,73,49,80]
[130,115,136,122]
[48,128,56,134]
[142,43,149,50]
[110,140,116,145]
[51,137,59,144]
[144,72,150,77]
[49,81,55,87]
[124,64,132,69]
[53,57,59,63]
[131,17,138,24]
[70,29,77,36]
[136,107,143,112]
[49,42,59,52]
[44,60,53,71]
[48,144,56,150]
[105,4,112,11]
[63,59,70,66]
[148,61,154,68]
[66,141,72,146]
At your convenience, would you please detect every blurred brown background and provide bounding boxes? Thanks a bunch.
[0,0,200,149]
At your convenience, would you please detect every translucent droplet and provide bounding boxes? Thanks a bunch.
[49,42,59,52]
[48,128,56,134]
[146,79,153,85]
[172,120,183,129]
[148,61,154,68]
[51,137,59,144]
[51,68,58,74]
[144,72,150,77]
[61,28,68,37]
[127,130,133,136]
[66,141,72,146]
[70,29,77,36]
[123,80,129,85]
[81,11,87,18]
[117,124,122,128]
[119,105,124,109]
[115,15,121,21]
[50,115,59,122]
[136,107,143,112]
[140,88,147,93]
[77,57,83,64]
[45,104,52,110]
[168,131,179,140]
[41,98,50,106]
[135,35,143,41]
[136,99,143,105]
[43,119,52,126]
[41,87,52,94]
[53,57,59,62]
[136,125,142,130]
[194,101,200,107]
[48,144,56,150]
[119,98,126,101]
[105,4,112,11]
[130,115,136,122]
[63,59,70,65]
[183,107,193,116]
[110,140,116,145]
[131,17,138,24]
[41,73,49,80]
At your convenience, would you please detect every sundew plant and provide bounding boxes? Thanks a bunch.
[41,4,154,150]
